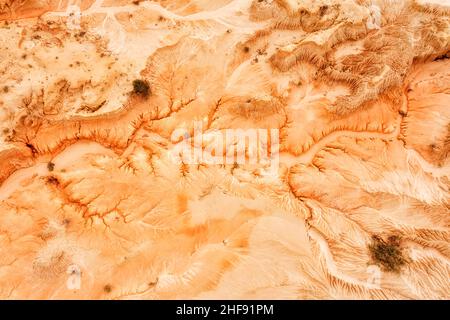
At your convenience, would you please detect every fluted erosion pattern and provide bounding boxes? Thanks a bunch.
[0,0,449,299]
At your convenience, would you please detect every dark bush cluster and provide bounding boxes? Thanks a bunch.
[46,176,59,186]
[132,79,150,97]
[369,235,407,273]
[47,162,55,171]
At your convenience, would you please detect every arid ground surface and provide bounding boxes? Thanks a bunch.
[0,0,449,299]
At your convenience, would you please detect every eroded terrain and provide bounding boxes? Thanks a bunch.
[0,0,449,299]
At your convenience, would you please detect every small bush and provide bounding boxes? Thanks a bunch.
[46,176,59,185]
[132,79,150,97]
[368,235,407,273]
[47,162,55,171]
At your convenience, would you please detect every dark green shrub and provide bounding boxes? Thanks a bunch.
[369,235,407,272]
[47,162,55,171]
[132,79,150,97]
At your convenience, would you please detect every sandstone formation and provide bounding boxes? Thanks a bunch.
[0,0,448,299]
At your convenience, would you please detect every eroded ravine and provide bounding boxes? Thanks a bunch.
[0,0,449,300]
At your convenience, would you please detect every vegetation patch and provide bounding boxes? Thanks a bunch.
[103,284,112,293]
[132,79,150,97]
[47,162,55,171]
